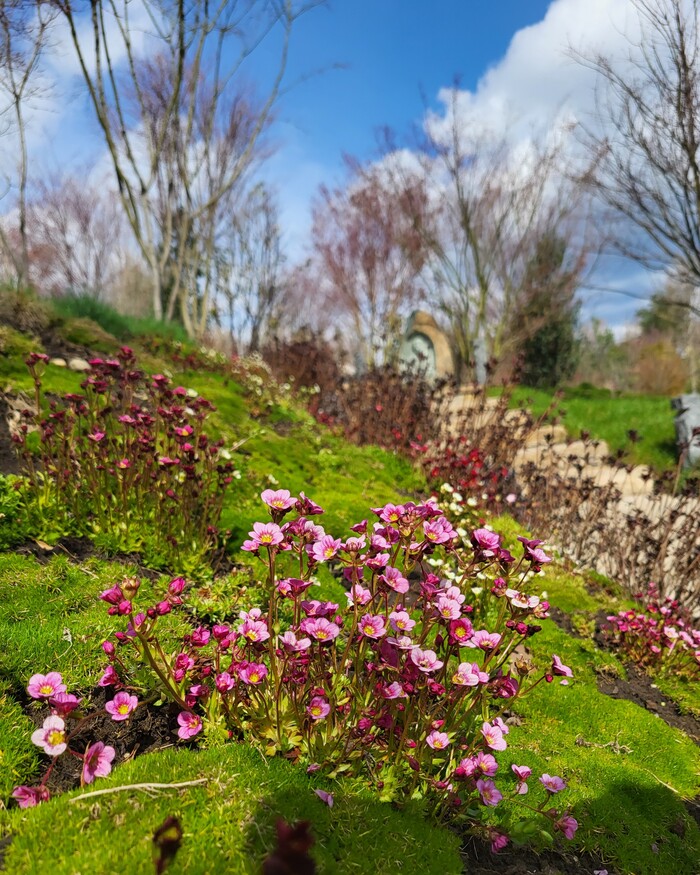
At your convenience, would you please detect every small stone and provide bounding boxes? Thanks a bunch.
[49,357,67,367]
[68,357,90,372]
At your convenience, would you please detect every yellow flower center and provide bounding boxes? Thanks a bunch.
[316,630,327,639]
[39,684,54,695]
[118,703,130,715]
[260,534,273,544]
[48,730,64,746]
[249,672,259,683]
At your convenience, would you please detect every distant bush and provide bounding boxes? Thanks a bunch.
[50,294,190,345]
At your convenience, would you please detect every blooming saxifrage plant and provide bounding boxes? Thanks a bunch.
[603,584,700,678]
[18,349,236,568]
[12,672,125,807]
[24,489,579,849]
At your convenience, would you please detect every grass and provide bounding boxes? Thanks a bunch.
[0,744,464,874]
[50,294,191,345]
[495,384,679,472]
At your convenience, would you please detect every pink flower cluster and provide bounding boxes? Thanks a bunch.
[13,671,117,808]
[604,585,700,677]
[93,490,577,846]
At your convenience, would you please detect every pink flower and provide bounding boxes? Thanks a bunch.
[518,536,551,565]
[11,785,50,808]
[426,730,450,750]
[215,672,236,692]
[99,583,125,605]
[449,618,474,644]
[261,488,297,510]
[476,778,503,806]
[410,647,444,673]
[346,584,372,607]
[481,721,507,751]
[238,618,270,643]
[380,681,407,699]
[300,600,339,618]
[307,697,331,720]
[540,774,567,793]
[423,517,457,544]
[277,577,313,598]
[31,715,67,756]
[105,692,138,721]
[314,789,334,807]
[436,595,462,620]
[471,528,501,556]
[555,814,578,840]
[493,716,510,735]
[239,663,268,685]
[299,617,340,642]
[279,630,312,652]
[551,654,573,680]
[490,832,509,853]
[82,742,115,785]
[27,672,67,700]
[506,589,540,610]
[48,692,82,716]
[380,566,409,594]
[389,610,416,633]
[177,711,203,740]
[467,629,502,651]
[279,630,311,653]
[472,751,499,776]
[512,764,531,794]
[310,535,342,562]
[191,627,210,647]
[359,614,387,639]
[452,662,489,686]
[244,521,284,549]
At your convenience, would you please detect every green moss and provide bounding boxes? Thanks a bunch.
[0,554,189,697]
[0,679,39,799]
[0,744,463,874]
[56,317,120,353]
[0,326,43,379]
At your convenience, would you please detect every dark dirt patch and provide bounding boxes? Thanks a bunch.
[460,836,616,875]
[547,604,700,745]
[0,397,20,475]
[27,693,181,797]
[596,662,700,745]
[14,536,161,580]
[548,606,578,638]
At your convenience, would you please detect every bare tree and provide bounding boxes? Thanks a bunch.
[216,184,283,353]
[50,0,319,333]
[308,158,431,369]
[383,96,597,378]
[578,0,700,319]
[25,170,125,297]
[0,2,55,287]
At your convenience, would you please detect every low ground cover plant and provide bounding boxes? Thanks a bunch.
[603,584,700,679]
[16,349,236,568]
[14,491,581,853]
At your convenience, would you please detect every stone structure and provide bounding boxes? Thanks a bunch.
[671,394,700,467]
[398,311,454,382]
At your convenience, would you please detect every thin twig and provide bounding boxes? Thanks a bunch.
[69,778,207,803]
